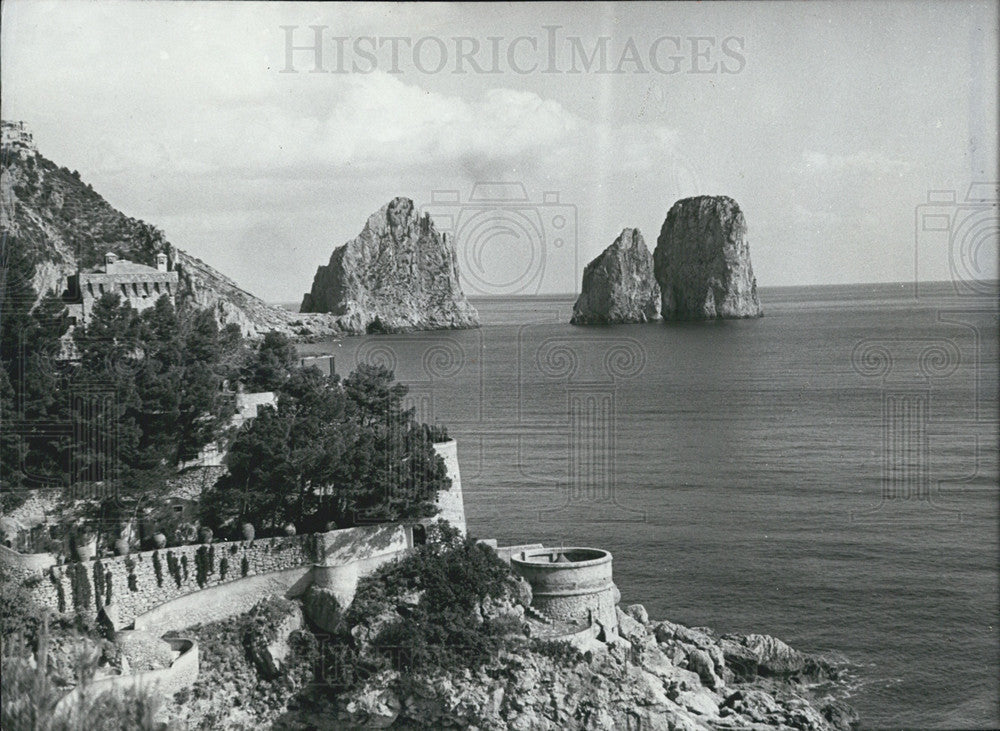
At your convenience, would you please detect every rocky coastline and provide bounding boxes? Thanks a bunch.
[308,601,858,730]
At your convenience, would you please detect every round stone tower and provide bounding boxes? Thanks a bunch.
[511,547,619,639]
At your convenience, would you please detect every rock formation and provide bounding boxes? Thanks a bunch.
[300,197,480,334]
[330,604,857,730]
[570,228,661,325]
[653,196,763,319]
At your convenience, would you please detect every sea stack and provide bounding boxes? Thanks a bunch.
[653,196,763,319]
[300,197,480,333]
[570,228,660,325]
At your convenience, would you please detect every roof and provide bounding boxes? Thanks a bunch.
[94,259,162,275]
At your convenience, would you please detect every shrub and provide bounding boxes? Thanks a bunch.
[93,559,106,611]
[195,545,210,588]
[166,551,182,588]
[0,565,44,648]
[348,526,523,677]
[530,638,586,666]
[70,562,92,611]
[152,550,163,587]
[125,556,138,592]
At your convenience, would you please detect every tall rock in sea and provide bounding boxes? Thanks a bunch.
[300,197,480,334]
[570,228,660,325]
[653,196,763,319]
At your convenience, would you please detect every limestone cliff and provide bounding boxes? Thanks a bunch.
[571,228,660,325]
[300,197,480,334]
[0,120,336,340]
[653,196,763,319]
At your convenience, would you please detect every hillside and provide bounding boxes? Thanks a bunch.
[0,120,338,340]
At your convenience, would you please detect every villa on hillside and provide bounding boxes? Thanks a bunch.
[64,251,178,326]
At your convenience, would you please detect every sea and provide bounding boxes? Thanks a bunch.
[294,281,1000,729]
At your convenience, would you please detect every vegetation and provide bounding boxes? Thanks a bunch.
[241,330,297,392]
[1,614,159,731]
[3,235,449,550]
[1,239,245,551]
[161,598,317,729]
[201,363,449,534]
[331,523,525,683]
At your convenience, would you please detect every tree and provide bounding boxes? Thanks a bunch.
[1,236,71,491]
[70,292,143,485]
[202,364,448,534]
[204,367,354,532]
[341,364,446,524]
[242,330,297,392]
[71,294,244,482]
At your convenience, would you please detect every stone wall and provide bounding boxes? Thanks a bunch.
[432,439,466,534]
[0,543,58,573]
[3,522,433,633]
[25,534,315,629]
[3,439,468,633]
[53,637,198,718]
[133,566,312,633]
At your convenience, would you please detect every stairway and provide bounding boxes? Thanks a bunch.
[525,604,554,625]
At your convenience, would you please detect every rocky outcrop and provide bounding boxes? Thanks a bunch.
[1,120,336,340]
[571,228,661,325]
[653,196,763,319]
[171,249,339,340]
[335,605,857,730]
[300,197,480,334]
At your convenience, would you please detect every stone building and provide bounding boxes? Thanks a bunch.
[1,120,35,150]
[511,546,620,640]
[65,251,178,325]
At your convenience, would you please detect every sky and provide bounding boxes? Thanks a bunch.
[2,1,997,301]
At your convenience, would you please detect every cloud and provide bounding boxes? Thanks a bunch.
[802,149,910,176]
[76,70,681,189]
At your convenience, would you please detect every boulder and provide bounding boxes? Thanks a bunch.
[571,228,661,325]
[300,197,480,333]
[685,647,723,690]
[625,603,650,625]
[718,636,761,682]
[616,607,649,643]
[341,671,402,728]
[302,585,343,634]
[736,633,835,682]
[720,688,780,721]
[653,196,762,319]
[821,698,861,730]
